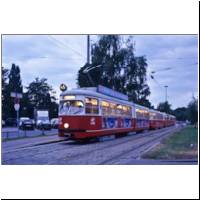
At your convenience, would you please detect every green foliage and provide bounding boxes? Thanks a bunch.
[1,64,58,120]
[157,101,172,114]
[7,63,23,93]
[2,63,23,119]
[25,77,58,118]
[187,97,198,125]
[77,35,152,107]
[173,107,188,121]
[1,66,9,119]
[1,66,9,90]
[26,77,53,108]
[142,126,198,159]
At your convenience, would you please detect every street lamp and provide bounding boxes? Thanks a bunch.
[150,68,170,103]
[164,85,168,102]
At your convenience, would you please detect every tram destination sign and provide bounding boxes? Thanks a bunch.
[97,85,128,101]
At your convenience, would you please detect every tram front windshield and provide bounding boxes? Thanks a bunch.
[59,100,84,115]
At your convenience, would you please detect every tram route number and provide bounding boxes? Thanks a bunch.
[90,117,96,125]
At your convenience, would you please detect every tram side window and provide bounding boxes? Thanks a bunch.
[150,112,155,120]
[127,106,132,118]
[116,104,123,116]
[143,110,149,119]
[136,109,143,119]
[158,113,163,120]
[122,106,127,117]
[122,105,132,118]
[85,97,99,114]
[110,103,116,116]
[101,101,110,116]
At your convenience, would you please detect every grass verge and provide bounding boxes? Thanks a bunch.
[142,126,198,160]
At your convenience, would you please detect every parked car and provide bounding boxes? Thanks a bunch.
[2,120,6,127]
[19,117,35,130]
[51,118,59,129]
[5,118,17,127]
[36,117,51,130]
[31,119,36,127]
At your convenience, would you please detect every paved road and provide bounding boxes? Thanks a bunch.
[2,126,197,165]
[2,127,58,140]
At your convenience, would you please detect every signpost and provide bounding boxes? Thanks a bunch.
[10,92,23,132]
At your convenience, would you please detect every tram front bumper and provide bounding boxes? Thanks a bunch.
[58,128,86,138]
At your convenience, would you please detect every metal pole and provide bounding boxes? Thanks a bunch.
[165,85,168,102]
[87,35,90,64]
[17,110,19,136]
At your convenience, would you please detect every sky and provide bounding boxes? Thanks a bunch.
[2,34,198,109]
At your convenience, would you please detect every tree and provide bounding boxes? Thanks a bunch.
[173,107,187,121]
[157,101,172,114]
[187,97,198,125]
[124,39,152,107]
[7,63,23,93]
[2,66,9,91]
[49,101,59,119]
[77,35,123,88]
[25,77,58,118]
[3,63,23,119]
[77,35,151,107]
[20,92,34,118]
[1,66,9,119]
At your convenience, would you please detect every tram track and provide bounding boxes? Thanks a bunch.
[42,127,177,164]
[99,127,181,164]
[47,126,180,164]
[2,126,179,164]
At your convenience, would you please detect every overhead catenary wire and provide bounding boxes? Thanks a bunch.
[148,56,198,60]
[47,35,87,60]
[149,74,163,90]
[3,55,85,63]
[4,35,87,63]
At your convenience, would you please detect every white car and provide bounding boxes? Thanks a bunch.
[51,118,59,129]
[2,120,5,127]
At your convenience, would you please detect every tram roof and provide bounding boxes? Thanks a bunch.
[134,103,150,111]
[60,87,134,106]
[149,109,165,115]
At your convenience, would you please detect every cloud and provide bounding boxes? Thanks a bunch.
[132,35,198,108]
[2,35,87,99]
[2,34,198,109]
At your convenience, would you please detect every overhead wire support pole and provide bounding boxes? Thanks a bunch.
[150,68,170,103]
[87,35,90,64]
[85,35,93,86]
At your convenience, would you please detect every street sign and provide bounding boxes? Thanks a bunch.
[14,104,20,111]
[11,92,23,98]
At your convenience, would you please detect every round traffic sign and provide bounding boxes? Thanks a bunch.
[60,83,67,91]
[14,104,20,111]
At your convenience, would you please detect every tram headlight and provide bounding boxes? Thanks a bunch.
[64,123,69,129]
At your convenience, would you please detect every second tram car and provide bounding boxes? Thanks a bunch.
[149,110,164,129]
[58,85,176,140]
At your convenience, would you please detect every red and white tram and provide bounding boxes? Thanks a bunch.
[134,104,150,131]
[149,109,164,129]
[58,85,176,140]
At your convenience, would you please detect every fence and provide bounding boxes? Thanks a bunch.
[2,128,57,141]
